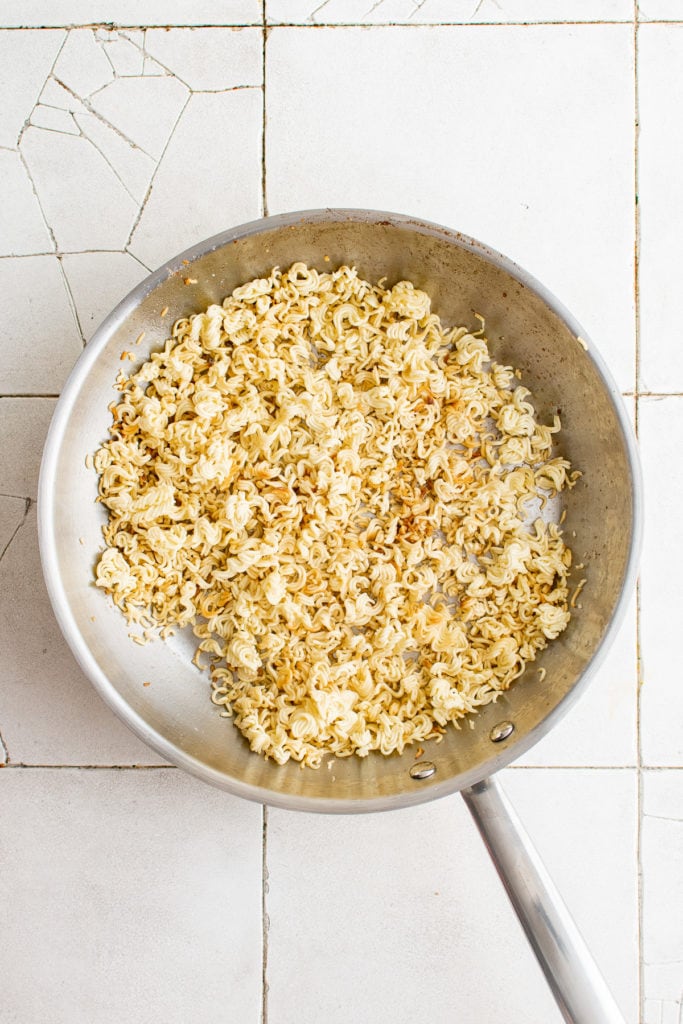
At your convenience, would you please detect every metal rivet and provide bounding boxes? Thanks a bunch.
[410,761,436,780]
[490,721,515,743]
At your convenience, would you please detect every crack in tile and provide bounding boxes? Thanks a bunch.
[78,124,142,206]
[0,498,31,566]
[408,0,429,19]
[308,0,334,22]
[643,813,682,824]
[56,254,86,346]
[362,0,389,19]
[125,248,152,273]
[17,148,58,251]
[124,91,191,252]
[24,121,79,139]
[118,29,199,93]
[0,729,9,765]
[15,29,69,150]
[52,75,156,160]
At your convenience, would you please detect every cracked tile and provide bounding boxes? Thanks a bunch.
[53,29,114,99]
[20,125,138,251]
[0,0,262,26]
[642,772,683,1024]
[75,111,157,205]
[142,54,167,76]
[0,769,262,1022]
[89,75,188,160]
[61,252,147,339]
[145,28,263,91]
[640,396,683,766]
[0,257,82,393]
[29,103,79,134]
[0,398,56,500]
[0,150,53,255]
[0,505,169,765]
[39,75,89,114]
[129,89,262,270]
[100,32,145,77]
[266,0,632,22]
[0,29,65,148]
[0,495,28,559]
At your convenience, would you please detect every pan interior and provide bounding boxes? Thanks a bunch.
[40,212,638,811]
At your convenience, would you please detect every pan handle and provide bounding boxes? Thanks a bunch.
[461,775,625,1024]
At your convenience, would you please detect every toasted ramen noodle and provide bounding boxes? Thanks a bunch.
[94,264,578,767]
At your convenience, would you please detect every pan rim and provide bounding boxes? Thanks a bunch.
[37,207,643,813]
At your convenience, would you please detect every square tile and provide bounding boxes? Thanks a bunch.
[639,1,683,19]
[638,24,683,392]
[639,396,683,766]
[641,770,683,1024]
[0,768,263,1024]
[267,0,633,23]
[519,588,637,766]
[266,24,636,391]
[0,256,83,394]
[0,504,168,765]
[0,1,263,27]
[266,769,637,1023]
[0,397,56,500]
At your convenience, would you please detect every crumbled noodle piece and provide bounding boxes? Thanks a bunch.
[94,263,578,768]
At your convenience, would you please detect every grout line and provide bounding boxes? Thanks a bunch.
[262,14,268,217]
[0,393,59,398]
[508,763,638,771]
[0,20,651,30]
[261,803,269,1024]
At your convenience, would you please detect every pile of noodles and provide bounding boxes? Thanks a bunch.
[94,263,576,767]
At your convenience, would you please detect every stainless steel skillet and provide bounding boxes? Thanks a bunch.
[38,210,641,1023]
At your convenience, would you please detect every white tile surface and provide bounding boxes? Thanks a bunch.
[0,398,56,498]
[0,503,169,765]
[0,29,64,147]
[267,769,638,1024]
[61,251,147,337]
[20,126,139,251]
[0,768,263,1024]
[145,27,263,90]
[266,24,635,391]
[0,149,53,254]
[129,88,263,268]
[641,770,683,1024]
[638,23,683,392]
[639,0,683,18]
[0,256,82,393]
[519,589,638,766]
[639,396,683,766]
[268,0,633,23]
[0,0,263,27]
